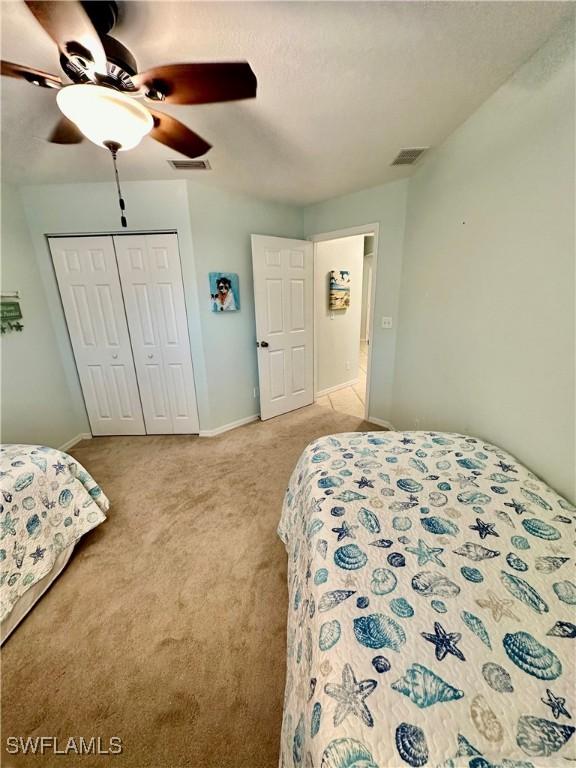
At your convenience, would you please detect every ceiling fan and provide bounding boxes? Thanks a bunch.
[1,0,257,157]
[1,1,257,225]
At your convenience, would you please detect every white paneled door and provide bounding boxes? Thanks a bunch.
[114,234,199,434]
[251,235,314,420]
[49,236,145,436]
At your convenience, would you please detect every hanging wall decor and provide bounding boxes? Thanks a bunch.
[329,270,351,310]
[209,273,240,312]
[0,292,24,334]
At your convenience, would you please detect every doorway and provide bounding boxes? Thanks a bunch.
[311,224,378,420]
[250,225,377,423]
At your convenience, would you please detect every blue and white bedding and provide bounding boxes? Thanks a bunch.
[0,444,109,624]
[279,431,575,768]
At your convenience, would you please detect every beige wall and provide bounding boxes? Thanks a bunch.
[314,235,364,394]
[392,19,575,501]
[360,252,373,341]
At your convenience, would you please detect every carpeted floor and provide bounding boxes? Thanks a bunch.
[1,404,382,768]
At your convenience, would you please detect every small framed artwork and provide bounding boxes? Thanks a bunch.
[209,272,240,312]
[0,292,24,334]
[329,270,351,310]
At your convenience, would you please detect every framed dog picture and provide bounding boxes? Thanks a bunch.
[209,272,240,312]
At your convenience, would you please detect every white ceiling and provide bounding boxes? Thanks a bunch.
[1,1,571,205]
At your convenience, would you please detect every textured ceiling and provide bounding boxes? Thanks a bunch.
[0,1,571,204]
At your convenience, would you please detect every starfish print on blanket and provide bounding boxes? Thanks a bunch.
[496,461,517,473]
[405,538,445,567]
[331,521,358,541]
[504,499,528,516]
[354,476,374,489]
[475,590,519,622]
[541,689,571,720]
[324,663,377,727]
[0,511,18,539]
[29,546,46,564]
[421,621,466,662]
[450,473,479,489]
[469,517,499,540]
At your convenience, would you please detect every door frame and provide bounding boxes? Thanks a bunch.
[309,223,380,421]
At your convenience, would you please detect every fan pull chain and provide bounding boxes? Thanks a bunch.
[104,141,127,228]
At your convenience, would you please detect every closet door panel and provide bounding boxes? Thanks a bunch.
[114,233,199,434]
[49,236,145,436]
[124,268,172,434]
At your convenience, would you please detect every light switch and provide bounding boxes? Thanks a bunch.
[381,316,393,329]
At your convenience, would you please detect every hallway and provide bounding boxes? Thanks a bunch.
[316,340,368,418]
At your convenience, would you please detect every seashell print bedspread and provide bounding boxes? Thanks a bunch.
[278,432,575,768]
[0,444,109,622]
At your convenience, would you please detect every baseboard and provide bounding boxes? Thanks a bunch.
[199,414,259,438]
[315,378,360,398]
[367,415,395,430]
[59,432,93,452]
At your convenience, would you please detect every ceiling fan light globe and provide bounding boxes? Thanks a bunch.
[56,85,153,151]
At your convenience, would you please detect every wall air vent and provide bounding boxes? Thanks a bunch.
[168,159,211,170]
[391,148,428,166]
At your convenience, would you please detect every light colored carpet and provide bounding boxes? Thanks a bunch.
[1,404,382,768]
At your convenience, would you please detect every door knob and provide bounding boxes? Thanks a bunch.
[260,341,269,348]
[148,354,154,359]
[112,353,118,359]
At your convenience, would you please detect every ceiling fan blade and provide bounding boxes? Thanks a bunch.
[48,116,84,144]
[24,1,107,75]
[134,63,257,105]
[1,60,62,88]
[148,109,211,158]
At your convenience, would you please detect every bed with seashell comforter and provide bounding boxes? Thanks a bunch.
[278,431,575,768]
[0,444,109,641]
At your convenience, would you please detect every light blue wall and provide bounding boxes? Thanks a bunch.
[4,17,573,504]
[20,180,209,430]
[303,180,409,423]
[16,179,302,437]
[0,184,86,446]
[186,182,303,429]
[392,20,575,501]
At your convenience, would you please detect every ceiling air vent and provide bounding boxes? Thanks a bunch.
[391,148,428,166]
[168,159,211,170]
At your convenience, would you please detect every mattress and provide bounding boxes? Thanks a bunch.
[0,444,109,640]
[0,545,74,643]
[278,431,575,768]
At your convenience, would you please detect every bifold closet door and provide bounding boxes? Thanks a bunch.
[114,234,200,434]
[49,236,146,436]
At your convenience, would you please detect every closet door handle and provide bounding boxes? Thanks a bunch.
[147,354,154,359]
[112,353,118,359]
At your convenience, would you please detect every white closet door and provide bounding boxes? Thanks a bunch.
[49,236,145,436]
[114,233,199,434]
